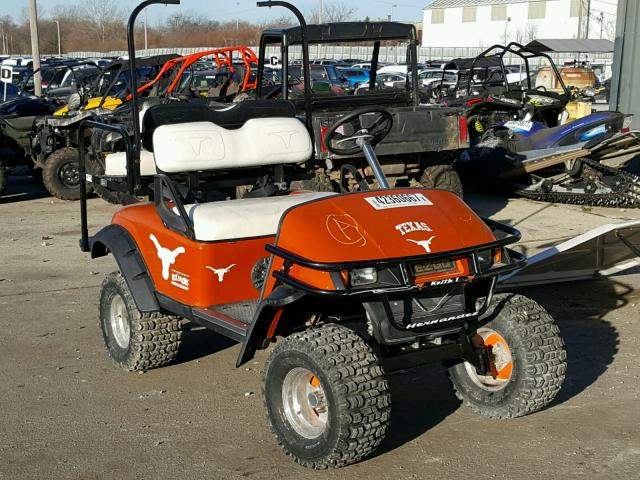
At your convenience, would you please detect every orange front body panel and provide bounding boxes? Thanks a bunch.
[112,203,269,307]
[276,189,496,264]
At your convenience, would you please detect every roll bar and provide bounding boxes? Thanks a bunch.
[256,1,313,134]
[126,0,181,192]
[468,42,569,95]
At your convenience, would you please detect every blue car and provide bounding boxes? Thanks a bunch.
[338,68,370,89]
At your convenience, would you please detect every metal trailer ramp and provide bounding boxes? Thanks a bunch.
[499,220,640,287]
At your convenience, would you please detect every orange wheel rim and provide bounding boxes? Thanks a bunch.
[464,328,514,391]
[484,332,513,381]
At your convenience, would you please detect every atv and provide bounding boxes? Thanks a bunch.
[0,89,61,197]
[77,0,566,469]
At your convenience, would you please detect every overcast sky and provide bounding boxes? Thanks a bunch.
[6,0,429,24]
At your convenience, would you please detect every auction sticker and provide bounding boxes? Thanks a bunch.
[365,193,432,210]
[503,120,533,132]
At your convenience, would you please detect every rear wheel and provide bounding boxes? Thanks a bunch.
[42,147,82,200]
[290,172,335,193]
[99,272,182,371]
[87,154,139,205]
[420,164,463,198]
[448,294,566,418]
[263,324,390,469]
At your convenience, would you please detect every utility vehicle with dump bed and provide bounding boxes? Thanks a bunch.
[255,14,468,197]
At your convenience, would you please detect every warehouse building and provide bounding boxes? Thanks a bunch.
[422,0,618,48]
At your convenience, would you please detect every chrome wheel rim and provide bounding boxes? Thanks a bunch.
[464,327,513,392]
[281,367,328,439]
[109,295,130,349]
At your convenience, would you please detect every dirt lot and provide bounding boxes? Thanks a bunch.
[1,176,639,480]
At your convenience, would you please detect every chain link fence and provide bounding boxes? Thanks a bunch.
[64,45,614,66]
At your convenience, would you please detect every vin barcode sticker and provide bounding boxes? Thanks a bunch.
[365,193,432,210]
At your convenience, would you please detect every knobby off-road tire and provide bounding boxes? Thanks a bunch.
[42,147,82,200]
[0,161,7,197]
[448,293,566,418]
[263,324,390,469]
[99,272,182,371]
[420,164,464,198]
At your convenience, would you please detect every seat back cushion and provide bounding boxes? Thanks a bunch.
[141,100,296,151]
[152,118,312,173]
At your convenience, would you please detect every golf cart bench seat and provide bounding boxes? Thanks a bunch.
[104,116,312,176]
[153,118,322,240]
[179,192,335,241]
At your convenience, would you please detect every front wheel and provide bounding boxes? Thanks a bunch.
[42,147,82,200]
[448,294,566,418]
[263,324,390,469]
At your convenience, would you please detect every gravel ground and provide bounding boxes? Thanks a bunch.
[0,176,639,480]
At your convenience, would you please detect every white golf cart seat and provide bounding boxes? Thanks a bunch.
[152,118,333,241]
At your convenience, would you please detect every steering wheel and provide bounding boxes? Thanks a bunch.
[324,106,393,155]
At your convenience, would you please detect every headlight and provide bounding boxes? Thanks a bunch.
[476,249,494,271]
[350,267,377,286]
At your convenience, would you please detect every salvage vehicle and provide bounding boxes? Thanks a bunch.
[0,91,61,197]
[444,44,640,207]
[337,67,370,90]
[255,19,468,197]
[458,113,640,207]
[77,0,566,469]
[439,44,572,128]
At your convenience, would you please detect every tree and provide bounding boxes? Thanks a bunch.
[308,1,355,23]
[79,0,126,47]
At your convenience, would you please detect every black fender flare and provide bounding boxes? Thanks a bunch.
[236,285,305,367]
[90,224,160,312]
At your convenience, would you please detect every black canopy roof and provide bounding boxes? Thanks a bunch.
[262,22,417,45]
[104,54,180,73]
[443,55,502,71]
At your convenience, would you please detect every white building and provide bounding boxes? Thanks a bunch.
[422,0,618,48]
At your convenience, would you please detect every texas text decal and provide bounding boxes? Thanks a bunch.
[395,221,432,235]
[365,193,432,210]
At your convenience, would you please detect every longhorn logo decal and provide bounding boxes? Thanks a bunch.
[406,236,436,253]
[326,214,366,247]
[149,234,186,280]
[269,130,299,148]
[206,264,236,282]
[177,136,213,157]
